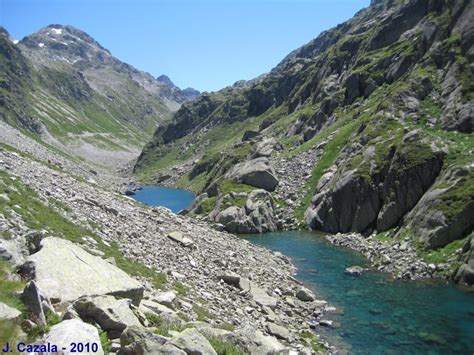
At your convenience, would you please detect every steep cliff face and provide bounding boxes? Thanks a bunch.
[135,0,473,281]
[0,25,197,167]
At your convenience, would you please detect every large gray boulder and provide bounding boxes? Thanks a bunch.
[72,295,142,339]
[119,326,185,355]
[221,325,285,354]
[42,319,104,355]
[25,237,144,305]
[171,328,217,355]
[215,190,280,234]
[228,158,279,191]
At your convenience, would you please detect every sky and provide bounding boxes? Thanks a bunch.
[1,0,370,92]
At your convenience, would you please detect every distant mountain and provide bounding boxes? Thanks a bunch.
[0,24,198,166]
[135,0,474,283]
[157,75,200,101]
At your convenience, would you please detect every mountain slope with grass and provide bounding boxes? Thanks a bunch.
[0,25,199,168]
[135,0,473,284]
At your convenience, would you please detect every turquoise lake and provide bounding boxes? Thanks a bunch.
[133,187,474,354]
[243,231,474,355]
[131,186,195,213]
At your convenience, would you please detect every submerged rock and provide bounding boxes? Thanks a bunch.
[344,266,364,277]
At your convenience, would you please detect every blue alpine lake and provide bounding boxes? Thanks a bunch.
[242,231,474,355]
[131,186,195,213]
[133,187,474,354]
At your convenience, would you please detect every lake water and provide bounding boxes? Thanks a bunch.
[134,187,474,354]
[242,231,474,355]
[131,186,195,213]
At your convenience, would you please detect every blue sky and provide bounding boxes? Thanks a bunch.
[1,0,369,92]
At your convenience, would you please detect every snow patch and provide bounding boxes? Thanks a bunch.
[12,39,19,45]
[51,28,62,35]
[38,43,45,47]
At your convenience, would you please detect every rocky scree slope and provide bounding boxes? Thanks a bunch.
[0,138,333,353]
[0,25,198,168]
[135,0,474,284]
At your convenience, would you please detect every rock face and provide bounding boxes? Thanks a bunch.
[228,158,279,192]
[43,319,104,355]
[215,190,281,233]
[403,166,474,250]
[455,234,474,285]
[25,237,144,305]
[306,132,445,234]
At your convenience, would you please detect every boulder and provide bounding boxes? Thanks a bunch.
[219,273,241,287]
[26,237,144,305]
[167,231,194,247]
[215,190,280,234]
[344,266,364,276]
[250,285,278,310]
[171,328,217,355]
[228,158,279,191]
[150,291,177,308]
[295,287,315,302]
[72,295,141,339]
[22,281,46,325]
[223,326,285,354]
[119,326,185,355]
[0,302,21,322]
[266,323,290,341]
[43,319,104,355]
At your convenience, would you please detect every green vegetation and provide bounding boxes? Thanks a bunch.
[208,337,245,355]
[173,281,189,296]
[0,260,25,312]
[420,238,467,265]
[145,313,188,337]
[28,311,63,342]
[299,330,326,353]
[294,119,359,221]
[192,304,215,321]
[99,330,112,353]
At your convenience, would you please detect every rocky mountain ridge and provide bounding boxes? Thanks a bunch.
[0,25,198,168]
[135,0,473,284]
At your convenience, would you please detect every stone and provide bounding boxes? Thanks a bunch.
[0,302,21,322]
[250,285,278,310]
[295,287,315,302]
[72,295,142,339]
[43,319,104,355]
[120,325,185,355]
[219,273,241,287]
[22,281,46,325]
[151,291,177,308]
[171,328,217,355]
[167,231,194,247]
[228,158,279,191]
[26,237,144,305]
[266,323,290,340]
[344,266,364,276]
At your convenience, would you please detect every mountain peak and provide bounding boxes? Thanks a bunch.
[157,75,176,88]
[19,24,112,65]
